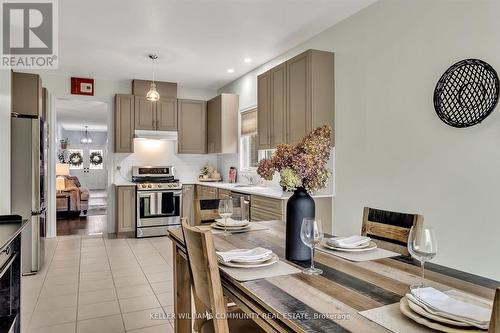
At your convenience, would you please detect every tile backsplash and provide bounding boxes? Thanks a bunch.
[113,139,217,183]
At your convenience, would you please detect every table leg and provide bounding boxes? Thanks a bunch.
[173,243,192,333]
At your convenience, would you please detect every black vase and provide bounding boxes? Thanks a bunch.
[285,187,315,261]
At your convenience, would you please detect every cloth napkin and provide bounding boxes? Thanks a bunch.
[216,247,272,262]
[215,218,249,227]
[410,287,491,328]
[327,235,371,248]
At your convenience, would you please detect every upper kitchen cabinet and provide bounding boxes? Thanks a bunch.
[178,99,207,154]
[12,72,42,117]
[206,94,239,154]
[257,49,334,148]
[257,71,271,149]
[132,80,177,98]
[134,96,156,130]
[286,49,334,145]
[115,94,135,153]
[157,98,177,131]
[270,63,287,148]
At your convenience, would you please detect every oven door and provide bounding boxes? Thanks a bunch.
[137,190,181,227]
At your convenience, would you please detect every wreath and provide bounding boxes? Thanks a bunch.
[68,152,83,167]
[89,151,103,166]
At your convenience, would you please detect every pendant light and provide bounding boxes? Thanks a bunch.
[80,126,93,144]
[146,54,160,102]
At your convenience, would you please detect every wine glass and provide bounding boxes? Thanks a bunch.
[407,225,437,289]
[300,218,324,275]
[218,199,233,235]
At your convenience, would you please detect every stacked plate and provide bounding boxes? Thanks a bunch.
[400,287,491,332]
[211,218,250,232]
[322,235,377,252]
[216,247,278,268]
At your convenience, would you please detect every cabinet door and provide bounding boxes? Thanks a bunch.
[257,71,271,149]
[207,96,221,153]
[250,207,283,222]
[114,94,135,153]
[178,99,207,154]
[286,52,310,144]
[218,189,231,199]
[134,96,156,130]
[116,186,135,233]
[270,63,287,147]
[157,98,177,131]
[12,72,40,117]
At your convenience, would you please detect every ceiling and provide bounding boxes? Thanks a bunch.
[56,99,108,132]
[56,0,377,90]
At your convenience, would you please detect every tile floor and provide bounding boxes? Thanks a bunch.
[21,235,175,333]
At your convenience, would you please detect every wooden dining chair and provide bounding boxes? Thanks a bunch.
[194,197,245,226]
[181,218,265,333]
[361,207,424,256]
[490,288,500,333]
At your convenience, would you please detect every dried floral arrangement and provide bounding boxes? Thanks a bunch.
[257,125,332,193]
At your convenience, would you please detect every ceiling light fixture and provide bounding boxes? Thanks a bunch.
[244,57,252,63]
[146,54,160,102]
[227,68,235,73]
[80,125,93,144]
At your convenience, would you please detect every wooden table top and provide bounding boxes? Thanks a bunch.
[167,221,500,333]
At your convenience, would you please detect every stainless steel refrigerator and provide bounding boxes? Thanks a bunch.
[11,114,46,275]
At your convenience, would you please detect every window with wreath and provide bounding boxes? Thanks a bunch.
[89,149,104,170]
[68,149,84,170]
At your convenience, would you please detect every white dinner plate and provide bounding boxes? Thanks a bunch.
[230,254,274,264]
[218,253,279,268]
[211,223,251,231]
[322,240,377,252]
[215,219,249,227]
[406,296,472,327]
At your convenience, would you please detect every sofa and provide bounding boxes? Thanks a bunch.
[56,176,89,215]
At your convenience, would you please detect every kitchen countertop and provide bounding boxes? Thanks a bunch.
[0,216,29,253]
[191,181,334,200]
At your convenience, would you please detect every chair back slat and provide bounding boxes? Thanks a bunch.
[361,207,423,256]
[181,218,229,333]
[195,198,244,225]
[490,288,500,333]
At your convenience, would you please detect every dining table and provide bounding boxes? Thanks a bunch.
[166,220,500,333]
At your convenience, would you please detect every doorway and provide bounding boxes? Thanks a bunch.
[55,98,109,236]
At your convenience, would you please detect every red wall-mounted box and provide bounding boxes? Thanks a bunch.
[71,77,94,96]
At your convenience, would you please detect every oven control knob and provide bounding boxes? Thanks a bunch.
[147,184,152,188]
[157,184,162,188]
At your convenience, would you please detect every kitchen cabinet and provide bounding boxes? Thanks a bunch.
[206,94,239,154]
[218,189,231,199]
[182,185,195,225]
[270,63,287,148]
[251,206,283,222]
[256,49,335,147]
[257,71,271,149]
[196,185,218,200]
[115,185,136,234]
[12,72,42,117]
[178,99,207,154]
[157,98,177,131]
[132,79,177,98]
[134,97,178,131]
[114,94,135,153]
[134,96,156,130]
[286,49,334,145]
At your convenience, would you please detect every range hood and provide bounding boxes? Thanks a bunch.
[134,130,178,141]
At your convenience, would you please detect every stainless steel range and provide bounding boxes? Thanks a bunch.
[132,166,182,238]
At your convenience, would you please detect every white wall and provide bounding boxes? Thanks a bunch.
[220,0,500,279]
[0,70,11,214]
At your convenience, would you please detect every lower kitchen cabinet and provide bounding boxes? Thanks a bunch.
[115,185,136,235]
[218,189,231,199]
[196,185,218,200]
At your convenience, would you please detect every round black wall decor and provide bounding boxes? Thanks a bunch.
[433,59,499,128]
